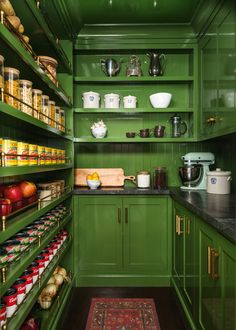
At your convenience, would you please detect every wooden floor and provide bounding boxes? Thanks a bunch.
[60,287,187,330]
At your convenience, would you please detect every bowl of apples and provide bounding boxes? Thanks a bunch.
[86,172,101,190]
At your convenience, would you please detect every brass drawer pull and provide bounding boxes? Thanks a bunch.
[206,117,216,125]
[176,215,184,235]
[207,246,212,276]
[118,208,121,224]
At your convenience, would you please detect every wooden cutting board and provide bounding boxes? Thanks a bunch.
[75,168,136,187]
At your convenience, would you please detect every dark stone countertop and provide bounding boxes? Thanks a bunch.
[73,186,236,244]
[73,187,169,195]
[170,188,236,244]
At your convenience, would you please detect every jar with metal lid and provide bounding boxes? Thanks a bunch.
[154,167,167,190]
[59,108,65,132]
[19,79,32,116]
[0,55,4,90]
[48,100,55,128]
[137,171,150,188]
[40,95,49,124]
[55,106,60,130]
[4,67,20,109]
[38,56,58,84]
[32,89,42,119]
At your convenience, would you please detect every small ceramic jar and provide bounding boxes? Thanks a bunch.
[104,93,120,108]
[82,91,100,108]
[137,171,150,188]
[123,95,137,108]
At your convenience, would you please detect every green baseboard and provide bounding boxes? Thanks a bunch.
[76,274,171,287]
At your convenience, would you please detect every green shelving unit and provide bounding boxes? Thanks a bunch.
[74,76,194,83]
[74,137,197,143]
[74,107,194,113]
[1,164,73,177]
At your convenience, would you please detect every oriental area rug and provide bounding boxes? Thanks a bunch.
[86,298,161,330]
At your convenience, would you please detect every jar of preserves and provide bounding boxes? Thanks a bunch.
[55,106,60,130]
[19,79,32,116]
[40,95,49,124]
[32,89,42,119]
[0,55,4,90]
[38,56,58,84]
[17,141,29,166]
[154,167,167,190]
[4,67,20,109]
[59,108,65,132]
[48,100,55,128]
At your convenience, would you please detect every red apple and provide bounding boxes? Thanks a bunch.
[0,198,12,216]
[19,181,37,198]
[12,200,24,211]
[4,185,23,203]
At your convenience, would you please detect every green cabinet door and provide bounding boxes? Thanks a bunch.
[123,197,170,274]
[78,196,123,272]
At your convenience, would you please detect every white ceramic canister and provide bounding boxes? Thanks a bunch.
[206,168,232,194]
[104,93,120,108]
[82,91,100,108]
[123,95,137,108]
[137,171,150,188]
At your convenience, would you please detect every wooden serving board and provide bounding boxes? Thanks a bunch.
[75,168,136,187]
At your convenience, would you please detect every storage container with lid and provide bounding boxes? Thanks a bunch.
[37,183,54,202]
[32,89,42,119]
[82,91,100,108]
[0,55,4,90]
[59,108,65,132]
[104,93,120,108]
[19,79,32,116]
[38,56,58,84]
[48,100,56,127]
[137,171,150,188]
[4,67,20,109]
[55,106,61,130]
[207,168,232,194]
[154,167,167,190]
[40,95,49,124]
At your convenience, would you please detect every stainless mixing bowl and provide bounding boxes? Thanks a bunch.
[179,165,202,186]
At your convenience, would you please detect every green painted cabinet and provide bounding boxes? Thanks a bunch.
[172,202,196,324]
[197,218,236,330]
[75,195,171,286]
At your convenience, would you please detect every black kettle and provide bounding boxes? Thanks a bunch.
[147,52,166,76]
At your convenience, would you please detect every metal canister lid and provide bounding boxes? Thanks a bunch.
[138,171,149,175]
[207,168,231,176]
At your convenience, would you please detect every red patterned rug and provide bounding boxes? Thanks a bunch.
[86,298,161,330]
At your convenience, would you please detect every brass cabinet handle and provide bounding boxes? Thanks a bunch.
[125,208,128,224]
[207,246,212,276]
[211,249,219,280]
[118,208,121,224]
[176,215,184,235]
[206,117,216,125]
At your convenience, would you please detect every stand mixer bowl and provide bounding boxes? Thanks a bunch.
[179,165,202,186]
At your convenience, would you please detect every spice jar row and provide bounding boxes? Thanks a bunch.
[0,138,66,167]
[0,229,69,324]
[0,55,65,132]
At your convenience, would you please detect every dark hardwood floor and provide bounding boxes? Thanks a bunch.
[60,287,187,330]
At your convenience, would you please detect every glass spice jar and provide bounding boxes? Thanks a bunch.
[0,55,4,90]
[4,67,20,109]
[55,106,60,130]
[19,79,32,116]
[48,100,55,128]
[59,108,65,132]
[32,89,42,119]
[40,94,49,124]
[154,167,167,190]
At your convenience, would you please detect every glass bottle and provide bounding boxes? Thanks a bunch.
[154,167,167,190]
[4,67,20,109]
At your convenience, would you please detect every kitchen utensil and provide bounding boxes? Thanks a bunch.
[123,95,137,108]
[104,93,120,108]
[147,52,166,76]
[206,168,232,194]
[75,168,135,187]
[179,152,215,190]
[149,92,172,108]
[100,58,121,77]
[153,125,165,137]
[126,55,142,77]
[170,114,187,137]
[82,91,100,108]
[126,132,136,138]
[154,167,167,189]
[136,171,150,188]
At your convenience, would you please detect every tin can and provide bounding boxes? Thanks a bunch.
[20,270,33,294]
[0,302,7,327]
[38,145,45,165]
[61,150,66,164]
[17,141,29,166]
[3,288,17,318]
[2,138,17,166]
[12,278,26,304]
[45,147,52,165]
[51,148,57,164]
[29,144,38,165]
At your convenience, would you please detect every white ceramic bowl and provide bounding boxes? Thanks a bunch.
[87,180,101,190]
[91,127,107,138]
[149,92,172,108]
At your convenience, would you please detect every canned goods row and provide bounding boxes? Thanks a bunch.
[0,138,66,167]
[1,227,69,322]
[0,55,65,132]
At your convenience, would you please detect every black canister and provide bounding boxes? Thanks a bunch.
[154,167,167,190]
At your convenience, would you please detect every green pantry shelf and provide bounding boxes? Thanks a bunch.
[74,137,197,143]
[1,164,73,177]
[0,22,71,106]
[74,76,194,83]
[74,108,194,113]
[0,190,72,244]
[5,238,72,330]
